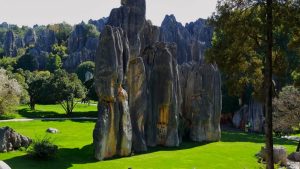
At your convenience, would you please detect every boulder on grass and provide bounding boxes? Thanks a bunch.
[0,161,11,169]
[0,126,32,152]
[46,128,59,134]
[257,146,288,166]
[288,152,300,162]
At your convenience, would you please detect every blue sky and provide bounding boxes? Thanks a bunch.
[0,0,218,26]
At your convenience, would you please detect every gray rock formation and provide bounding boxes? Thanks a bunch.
[4,31,17,57]
[140,20,160,51]
[232,99,264,132]
[142,42,181,147]
[160,15,212,64]
[93,25,131,161]
[288,152,300,162]
[107,0,146,58]
[0,126,32,152]
[185,18,213,49]
[258,146,288,166]
[126,57,147,152]
[36,29,57,52]
[64,23,99,70]
[24,29,37,47]
[89,18,108,32]
[179,62,222,142]
[93,0,222,160]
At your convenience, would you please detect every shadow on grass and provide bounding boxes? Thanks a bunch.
[18,108,98,118]
[221,131,298,146]
[4,144,97,169]
[4,131,298,169]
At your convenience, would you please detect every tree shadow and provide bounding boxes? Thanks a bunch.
[221,131,298,146]
[4,131,298,169]
[4,144,97,169]
[18,108,98,118]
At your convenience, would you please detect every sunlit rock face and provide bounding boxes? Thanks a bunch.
[126,57,148,152]
[107,0,146,58]
[142,42,181,147]
[93,25,131,161]
[179,62,222,142]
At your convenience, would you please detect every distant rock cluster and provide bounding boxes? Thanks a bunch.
[93,0,222,160]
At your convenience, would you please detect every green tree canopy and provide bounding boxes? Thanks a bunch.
[50,70,86,115]
[206,0,300,99]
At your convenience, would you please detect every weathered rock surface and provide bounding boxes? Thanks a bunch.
[0,161,11,169]
[89,18,108,32]
[64,23,99,70]
[179,62,222,142]
[0,126,32,152]
[107,0,146,58]
[140,20,160,51]
[142,42,181,147]
[24,28,37,47]
[160,15,212,64]
[232,99,264,132]
[4,31,17,57]
[93,25,132,161]
[258,146,288,166]
[288,152,300,162]
[93,0,222,160]
[36,29,57,52]
[126,57,147,152]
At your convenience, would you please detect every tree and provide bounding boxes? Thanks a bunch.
[273,86,300,151]
[206,0,300,99]
[16,50,39,71]
[51,44,68,60]
[76,61,95,82]
[265,0,274,168]
[0,57,17,72]
[46,53,62,73]
[26,71,51,110]
[50,70,86,115]
[48,22,73,45]
[0,69,22,115]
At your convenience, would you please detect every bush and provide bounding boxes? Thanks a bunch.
[28,136,58,160]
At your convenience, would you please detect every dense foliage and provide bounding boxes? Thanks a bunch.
[273,86,300,135]
[206,0,300,100]
[0,69,22,114]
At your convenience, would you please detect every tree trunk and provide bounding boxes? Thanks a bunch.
[265,0,274,168]
[297,140,300,152]
[29,97,35,110]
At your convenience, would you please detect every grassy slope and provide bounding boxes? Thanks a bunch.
[0,120,297,169]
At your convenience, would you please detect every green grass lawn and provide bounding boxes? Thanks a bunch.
[14,103,97,119]
[0,120,297,169]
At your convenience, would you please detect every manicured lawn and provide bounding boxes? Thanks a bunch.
[15,103,97,118]
[0,120,297,169]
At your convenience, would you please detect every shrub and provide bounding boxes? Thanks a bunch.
[28,136,58,160]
